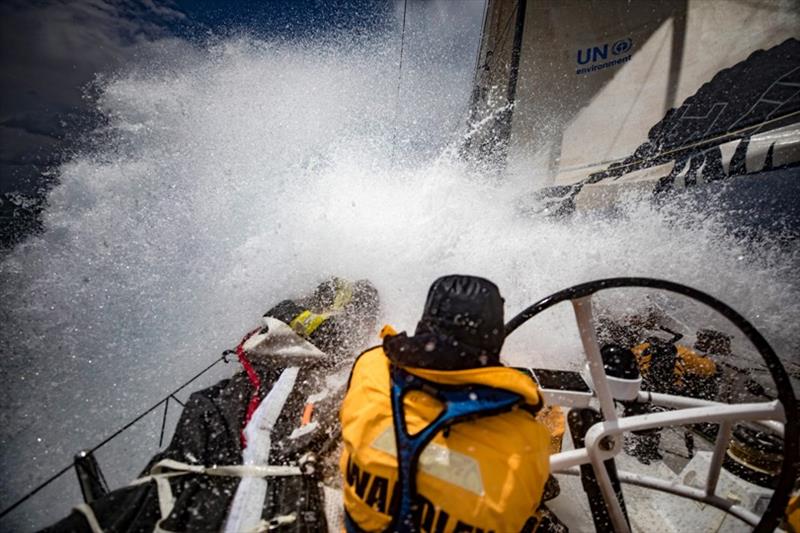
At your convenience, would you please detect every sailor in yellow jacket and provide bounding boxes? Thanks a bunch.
[340,275,552,532]
[631,335,718,400]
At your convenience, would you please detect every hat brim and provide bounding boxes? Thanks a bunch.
[383,331,500,371]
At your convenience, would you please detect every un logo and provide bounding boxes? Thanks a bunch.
[612,38,633,56]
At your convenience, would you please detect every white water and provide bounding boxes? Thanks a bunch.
[1,30,798,530]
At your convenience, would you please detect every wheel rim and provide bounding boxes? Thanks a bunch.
[505,277,798,532]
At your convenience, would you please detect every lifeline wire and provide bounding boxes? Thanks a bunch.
[0,354,229,520]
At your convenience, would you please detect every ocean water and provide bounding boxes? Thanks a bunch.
[1,30,798,530]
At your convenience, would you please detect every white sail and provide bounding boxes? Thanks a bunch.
[465,0,800,195]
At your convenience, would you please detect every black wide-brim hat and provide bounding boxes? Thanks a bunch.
[384,275,505,370]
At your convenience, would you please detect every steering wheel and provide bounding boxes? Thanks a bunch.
[505,277,798,533]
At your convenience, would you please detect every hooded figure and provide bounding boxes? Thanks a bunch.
[340,275,552,532]
[382,274,505,370]
[44,277,379,533]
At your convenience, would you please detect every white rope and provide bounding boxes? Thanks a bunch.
[122,453,303,529]
[248,513,297,532]
[73,503,104,533]
[152,476,177,533]
[136,458,302,481]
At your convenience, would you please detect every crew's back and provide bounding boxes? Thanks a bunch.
[339,275,551,532]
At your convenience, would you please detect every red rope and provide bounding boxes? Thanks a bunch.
[235,328,263,447]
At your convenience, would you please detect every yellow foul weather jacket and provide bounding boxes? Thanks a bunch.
[632,342,717,391]
[340,346,552,532]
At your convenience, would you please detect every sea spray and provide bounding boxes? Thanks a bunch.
[1,30,797,530]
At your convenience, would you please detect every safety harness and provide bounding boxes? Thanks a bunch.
[235,328,264,447]
[289,278,354,338]
[344,365,527,533]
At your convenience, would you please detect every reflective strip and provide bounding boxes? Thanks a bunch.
[289,278,352,336]
[371,426,485,495]
[74,503,104,533]
[290,310,330,336]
